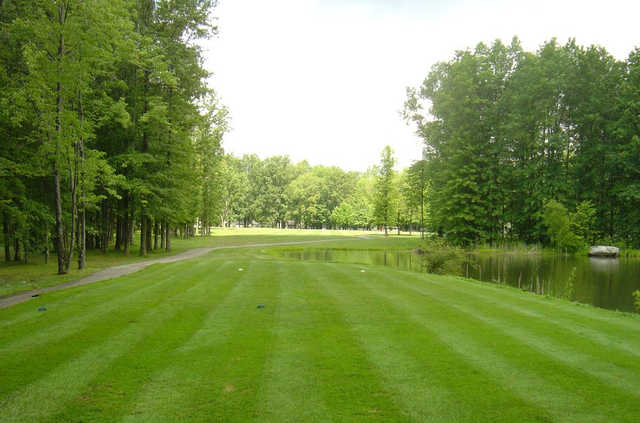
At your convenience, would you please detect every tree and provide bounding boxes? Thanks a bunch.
[570,201,596,245]
[406,160,429,238]
[12,0,131,272]
[373,146,396,235]
[195,94,228,233]
[1,0,218,271]
[404,37,640,248]
[543,200,583,252]
[251,156,294,227]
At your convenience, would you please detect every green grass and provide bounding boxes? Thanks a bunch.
[0,228,375,297]
[1,234,639,422]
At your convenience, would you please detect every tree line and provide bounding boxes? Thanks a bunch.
[206,150,429,235]
[405,37,640,248]
[1,0,226,272]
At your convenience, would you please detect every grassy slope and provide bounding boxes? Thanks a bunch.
[0,228,380,297]
[1,238,639,422]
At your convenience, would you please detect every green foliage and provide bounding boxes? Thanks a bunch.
[405,160,429,235]
[213,154,372,230]
[406,38,640,248]
[570,201,596,244]
[543,200,583,253]
[1,0,219,266]
[634,290,640,313]
[419,237,465,275]
[373,146,396,234]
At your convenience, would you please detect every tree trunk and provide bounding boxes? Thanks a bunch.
[2,212,10,262]
[153,220,159,250]
[139,213,147,256]
[51,0,68,275]
[165,220,171,252]
[123,198,130,255]
[13,236,20,261]
[54,165,66,274]
[115,213,122,251]
[130,216,135,246]
[44,224,49,264]
[145,217,152,252]
[101,201,109,253]
[77,91,86,269]
[420,164,425,239]
[160,220,165,249]
[78,201,86,269]
[64,149,77,273]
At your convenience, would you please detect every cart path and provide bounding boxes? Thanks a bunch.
[0,238,358,309]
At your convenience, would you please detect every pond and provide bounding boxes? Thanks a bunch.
[278,249,640,313]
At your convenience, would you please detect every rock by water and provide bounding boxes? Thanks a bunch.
[588,246,619,257]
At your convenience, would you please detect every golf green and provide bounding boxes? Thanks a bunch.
[1,247,639,422]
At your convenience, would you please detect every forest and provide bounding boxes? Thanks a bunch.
[0,0,426,273]
[405,37,640,248]
[1,0,228,273]
[207,150,427,235]
[2,1,640,275]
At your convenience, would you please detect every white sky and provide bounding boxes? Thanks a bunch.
[203,0,639,171]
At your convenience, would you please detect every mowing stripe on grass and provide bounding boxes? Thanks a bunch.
[255,262,332,422]
[44,259,252,423]
[0,259,227,352]
[0,263,216,405]
[399,268,640,352]
[3,248,639,422]
[281,262,405,422]
[254,261,407,421]
[387,272,640,393]
[341,264,640,422]
[0,260,239,423]
[111,259,282,422]
[357,266,640,393]
[444,273,640,333]
[0,263,177,335]
[316,262,552,423]
[419,273,640,358]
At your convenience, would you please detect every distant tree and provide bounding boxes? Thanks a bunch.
[217,155,249,227]
[406,160,429,238]
[252,156,295,227]
[331,202,354,229]
[287,172,323,228]
[373,146,396,235]
[194,95,228,234]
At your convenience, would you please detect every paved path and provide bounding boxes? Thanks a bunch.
[0,238,354,309]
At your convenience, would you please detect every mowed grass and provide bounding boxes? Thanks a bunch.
[1,243,640,422]
[0,228,377,297]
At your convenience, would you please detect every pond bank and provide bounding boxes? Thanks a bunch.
[278,248,640,312]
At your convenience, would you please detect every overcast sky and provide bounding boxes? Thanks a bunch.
[203,0,639,171]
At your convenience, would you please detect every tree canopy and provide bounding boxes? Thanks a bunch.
[1,0,225,271]
[405,37,640,247]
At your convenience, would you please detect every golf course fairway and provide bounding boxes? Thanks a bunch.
[1,239,639,422]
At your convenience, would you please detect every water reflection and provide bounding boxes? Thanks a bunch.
[279,249,640,313]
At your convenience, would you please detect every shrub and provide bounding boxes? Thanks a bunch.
[543,200,584,253]
[418,238,464,276]
[633,290,640,313]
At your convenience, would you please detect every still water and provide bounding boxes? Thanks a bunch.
[279,249,640,312]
